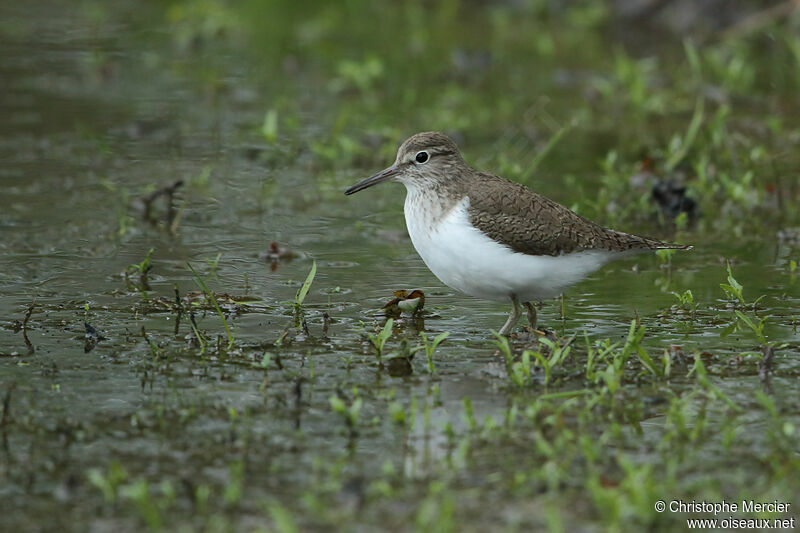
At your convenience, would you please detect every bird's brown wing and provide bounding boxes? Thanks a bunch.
[465,173,688,256]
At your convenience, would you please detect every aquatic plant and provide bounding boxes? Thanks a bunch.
[126,248,154,292]
[293,260,317,325]
[366,318,393,365]
[330,390,362,437]
[414,331,449,374]
[188,262,235,350]
[720,261,746,306]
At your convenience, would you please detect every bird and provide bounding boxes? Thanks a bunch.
[344,132,691,335]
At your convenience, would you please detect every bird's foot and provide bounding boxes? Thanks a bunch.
[522,302,541,336]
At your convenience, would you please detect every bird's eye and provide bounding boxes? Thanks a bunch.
[415,151,429,164]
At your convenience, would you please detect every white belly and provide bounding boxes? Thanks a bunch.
[404,195,621,302]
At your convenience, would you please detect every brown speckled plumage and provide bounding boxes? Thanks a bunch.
[465,172,690,256]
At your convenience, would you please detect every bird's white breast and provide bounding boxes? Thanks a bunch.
[403,193,621,302]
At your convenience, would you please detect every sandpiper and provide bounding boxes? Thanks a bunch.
[345,132,691,335]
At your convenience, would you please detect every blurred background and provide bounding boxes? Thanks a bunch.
[1,1,799,531]
[3,0,799,235]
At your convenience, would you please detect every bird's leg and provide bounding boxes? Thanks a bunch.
[523,301,538,332]
[498,294,522,336]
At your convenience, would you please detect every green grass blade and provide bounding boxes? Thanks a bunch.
[529,119,575,173]
[666,96,704,172]
[188,262,234,350]
[295,261,317,306]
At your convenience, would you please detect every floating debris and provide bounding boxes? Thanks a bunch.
[667,344,690,365]
[758,345,775,386]
[132,179,184,233]
[184,291,262,307]
[259,241,297,271]
[22,302,35,355]
[382,289,425,317]
[83,322,105,354]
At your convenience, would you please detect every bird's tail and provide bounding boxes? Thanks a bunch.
[643,237,693,251]
[614,230,693,251]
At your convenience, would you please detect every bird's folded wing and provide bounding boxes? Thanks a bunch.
[466,173,680,256]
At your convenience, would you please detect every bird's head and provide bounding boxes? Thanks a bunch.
[345,131,465,195]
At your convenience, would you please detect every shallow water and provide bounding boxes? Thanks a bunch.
[1,1,799,531]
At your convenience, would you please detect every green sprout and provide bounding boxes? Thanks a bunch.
[188,262,234,350]
[735,310,768,346]
[367,319,393,365]
[720,261,745,305]
[531,336,573,386]
[671,289,694,308]
[414,331,449,374]
[126,248,155,292]
[293,261,317,324]
[330,390,362,436]
[204,252,222,274]
[261,109,278,143]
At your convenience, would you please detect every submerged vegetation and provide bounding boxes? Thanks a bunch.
[1,0,799,531]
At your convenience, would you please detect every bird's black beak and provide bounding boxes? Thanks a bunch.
[344,165,396,195]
